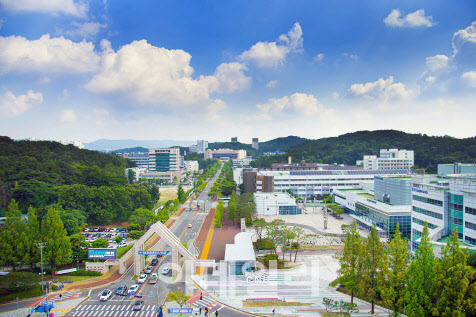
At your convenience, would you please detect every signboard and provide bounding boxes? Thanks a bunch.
[167,308,199,314]
[55,268,77,275]
[138,250,171,255]
[87,248,117,260]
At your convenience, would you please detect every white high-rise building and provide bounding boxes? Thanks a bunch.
[184,160,199,173]
[189,140,208,153]
[360,149,414,170]
[148,148,182,172]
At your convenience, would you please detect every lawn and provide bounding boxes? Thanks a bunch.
[0,285,45,303]
[320,313,350,317]
[55,276,94,282]
[158,186,192,203]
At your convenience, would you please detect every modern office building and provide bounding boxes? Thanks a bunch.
[118,153,149,168]
[233,168,244,184]
[254,192,302,216]
[189,140,208,153]
[334,188,411,238]
[438,163,476,177]
[374,176,413,205]
[232,157,253,168]
[263,151,286,156]
[148,148,182,172]
[231,137,238,143]
[359,149,414,170]
[448,174,476,246]
[259,162,360,172]
[204,149,247,160]
[140,170,184,183]
[250,168,413,199]
[59,139,84,149]
[184,160,199,173]
[252,138,259,150]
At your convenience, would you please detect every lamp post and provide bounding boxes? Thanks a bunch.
[35,242,47,291]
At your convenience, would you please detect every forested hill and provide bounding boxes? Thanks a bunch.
[209,136,308,157]
[114,146,149,153]
[283,130,476,173]
[0,137,154,225]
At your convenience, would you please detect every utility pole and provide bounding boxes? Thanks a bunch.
[35,242,47,291]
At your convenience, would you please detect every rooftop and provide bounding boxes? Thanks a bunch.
[224,232,256,262]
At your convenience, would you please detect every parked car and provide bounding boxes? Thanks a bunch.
[144,266,153,274]
[100,289,112,301]
[118,242,127,248]
[161,267,170,275]
[105,228,110,232]
[84,228,89,232]
[149,273,158,284]
[133,300,144,311]
[137,274,147,283]
[107,245,116,249]
[116,284,127,296]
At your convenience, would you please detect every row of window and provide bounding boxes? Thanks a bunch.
[466,236,476,246]
[451,217,463,226]
[465,221,476,231]
[412,206,443,220]
[412,195,443,207]
[412,217,438,229]
[450,203,464,212]
[466,206,476,216]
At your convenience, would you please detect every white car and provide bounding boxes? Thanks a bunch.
[188,224,192,228]
[100,289,112,301]
[161,267,170,275]
[84,228,89,232]
[129,284,139,293]
[137,274,147,284]
[107,245,116,249]
[118,242,127,248]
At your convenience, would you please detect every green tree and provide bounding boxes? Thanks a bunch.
[266,219,286,256]
[0,200,26,270]
[381,223,410,316]
[92,238,109,248]
[292,227,305,262]
[335,221,364,305]
[70,234,90,262]
[41,207,72,277]
[127,169,136,184]
[23,206,41,269]
[227,191,237,223]
[252,218,267,242]
[58,208,86,235]
[361,223,387,314]
[115,235,123,243]
[404,222,437,317]
[177,185,186,203]
[129,208,155,230]
[433,230,475,317]
[169,290,188,308]
[128,230,144,240]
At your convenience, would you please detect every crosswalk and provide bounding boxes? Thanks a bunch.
[65,304,160,317]
[28,290,83,307]
[187,292,218,312]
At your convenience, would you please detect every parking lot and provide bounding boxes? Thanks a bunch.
[82,227,130,249]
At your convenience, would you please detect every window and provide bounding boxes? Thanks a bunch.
[412,195,443,207]
[465,206,476,216]
[465,221,476,231]
[465,236,476,246]
[412,217,438,229]
[412,206,443,220]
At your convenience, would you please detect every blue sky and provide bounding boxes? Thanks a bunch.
[0,0,475,143]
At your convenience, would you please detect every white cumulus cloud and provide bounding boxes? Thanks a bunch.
[266,80,278,88]
[426,55,450,72]
[57,21,107,39]
[61,109,77,122]
[0,34,100,74]
[343,53,358,61]
[256,93,322,120]
[239,23,303,68]
[348,76,415,100]
[1,89,43,116]
[384,9,435,28]
[208,99,227,120]
[313,53,324,63]
[86,40,250,105]
[462,71,476,87]
[0,0,87,17]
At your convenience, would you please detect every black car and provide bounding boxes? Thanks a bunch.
[116,284,128,296]
[133,300,144,311]
[150,259,158,266]
[156,254,162,258]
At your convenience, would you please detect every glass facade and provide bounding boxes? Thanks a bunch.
[412,195,443,207]
[278,205,302,215]
[412,217,438,229]
[355,202,411,237]
[449,194,464,239]
[154,153,171,171]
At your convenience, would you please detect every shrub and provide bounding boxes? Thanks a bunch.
[0,272,40,295]
[256,238,275,250]
[65,269,102,277]
[128,230,144,240]
[117,245,133,258]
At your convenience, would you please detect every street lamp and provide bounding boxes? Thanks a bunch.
[35,242,47,291]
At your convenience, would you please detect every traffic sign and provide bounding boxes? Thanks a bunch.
[138,250,171,255]
[149,293,155,296]
[167,308,199,314]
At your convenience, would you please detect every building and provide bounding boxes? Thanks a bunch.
[204,149,247,160]
[254,192,302,216]
[259,162,359,172]
[249,168,413,199]
[233,168,244,184]
[148,148,182,172]
[252,138,259,150]
[140,170,184,184]
[232,156,253,168]
[224,232,256,275]
[256,175,274,193]
[374,176,413,205]
[359,149,414,170]
[184,160,199,173]
[125,167,147,182]
[263,151,286,156]
[59,140,84,149]
[438,163,476,177]
[189,140,208,153]
[334,188,411,238]
[118,153,149,168]
[231,137,238,143]
[448,174,476,246]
